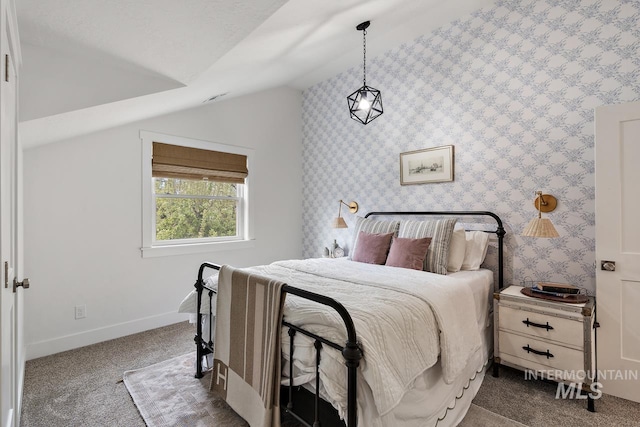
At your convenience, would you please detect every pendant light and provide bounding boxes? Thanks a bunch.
[347,21,383,125]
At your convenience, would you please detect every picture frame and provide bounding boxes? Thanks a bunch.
[400,145,454,185]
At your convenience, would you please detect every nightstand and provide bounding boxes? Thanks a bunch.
[493,285,597,411]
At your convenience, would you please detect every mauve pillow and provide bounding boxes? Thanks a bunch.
[351,232,394,265]
[385,237,432,270]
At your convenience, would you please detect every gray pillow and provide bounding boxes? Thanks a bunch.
[398,218,458,275]
[349,217,400,259]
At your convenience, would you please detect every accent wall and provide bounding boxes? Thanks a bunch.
[301,0,640,294]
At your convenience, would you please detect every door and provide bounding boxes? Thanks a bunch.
[0,1,22,425]
[595,100,640,403]
[0,45,17,427]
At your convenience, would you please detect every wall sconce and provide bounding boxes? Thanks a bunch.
[346,21,383,125]
[332,200,359,228]
[522,191,559,238]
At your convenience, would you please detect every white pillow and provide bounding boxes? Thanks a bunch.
[461,231,490,271]
[447,224,466,272]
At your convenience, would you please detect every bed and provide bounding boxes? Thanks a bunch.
[179,211,506,427]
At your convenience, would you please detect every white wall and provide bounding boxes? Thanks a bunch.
[23,86,303,359]
[20,42,183,122]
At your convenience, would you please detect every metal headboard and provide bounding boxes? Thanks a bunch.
[364,211,506,291]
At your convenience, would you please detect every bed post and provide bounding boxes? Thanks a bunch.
[343,342,362,427]
[496,224,506,290]
[194,275,205,379]
[194,262,220,379]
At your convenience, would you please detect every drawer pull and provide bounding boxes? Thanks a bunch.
[522,345,554,359]
[522,318,554,331]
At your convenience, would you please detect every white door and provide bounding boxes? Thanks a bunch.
[595,100,640,403]
[0,2,22,425]
[0,48,16,427]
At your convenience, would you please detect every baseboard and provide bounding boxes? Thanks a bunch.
[26,311,188,360]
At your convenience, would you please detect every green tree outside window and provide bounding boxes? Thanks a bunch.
[154,178,239,241]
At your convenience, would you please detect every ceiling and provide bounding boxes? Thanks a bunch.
[17,0,495,148]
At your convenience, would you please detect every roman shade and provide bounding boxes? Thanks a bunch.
[152,142,248,184]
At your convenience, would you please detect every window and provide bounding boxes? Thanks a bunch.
[154,178,243,243]
[141,131,254,257]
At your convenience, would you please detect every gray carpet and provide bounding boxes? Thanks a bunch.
[124,352,523,427]
[21,321,640,426]
[21,322,195,427]
[474,366,640,427]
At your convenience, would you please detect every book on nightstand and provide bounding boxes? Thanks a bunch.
[533,282,580,297]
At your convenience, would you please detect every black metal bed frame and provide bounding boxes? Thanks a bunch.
[193,211,505,427]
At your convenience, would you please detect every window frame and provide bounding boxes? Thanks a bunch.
[140,131,254,258]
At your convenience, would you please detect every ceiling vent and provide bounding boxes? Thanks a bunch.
[203,93,229,103]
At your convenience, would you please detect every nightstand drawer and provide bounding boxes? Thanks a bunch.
[499,306,583,348]
[499,332,583,372]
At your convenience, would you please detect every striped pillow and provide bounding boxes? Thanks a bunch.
[398,218,458,275]
[349,217,400,259]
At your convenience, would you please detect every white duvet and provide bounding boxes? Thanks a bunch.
[179,258,482,419]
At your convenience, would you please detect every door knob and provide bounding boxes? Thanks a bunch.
[601,261,616,271]
[13,277,29,293]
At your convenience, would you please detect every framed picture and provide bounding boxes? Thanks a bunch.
[400,145,454,185]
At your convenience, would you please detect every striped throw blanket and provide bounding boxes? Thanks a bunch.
[210,265,285,427]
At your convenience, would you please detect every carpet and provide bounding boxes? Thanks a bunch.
[459,405,528,427]
[124,352,526,427]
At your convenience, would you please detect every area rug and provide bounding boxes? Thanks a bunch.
[124,352,248,426]
[124,352,527,427]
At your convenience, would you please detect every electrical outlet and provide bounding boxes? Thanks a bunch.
[75,305,86,319]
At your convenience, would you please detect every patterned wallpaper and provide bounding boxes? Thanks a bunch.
[300,0,640,294]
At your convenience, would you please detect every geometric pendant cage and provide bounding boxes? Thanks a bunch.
[347,21,383,125]
[347,85,383,124]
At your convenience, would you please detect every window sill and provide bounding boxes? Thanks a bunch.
[141,239,255,258]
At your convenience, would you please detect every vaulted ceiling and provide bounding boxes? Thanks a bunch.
[17,0,495,147]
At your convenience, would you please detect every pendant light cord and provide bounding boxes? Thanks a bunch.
[362,28,367,86]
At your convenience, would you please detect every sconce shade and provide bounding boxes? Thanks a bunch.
[331,200,358,228]
[522,217,559,238]
[522,190,559,238]
[347,85,383,125]
[332,217,348,229]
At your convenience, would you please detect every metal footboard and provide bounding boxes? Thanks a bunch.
[193,262,362,427]
[194,262,218,380]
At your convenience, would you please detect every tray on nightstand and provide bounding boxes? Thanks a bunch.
[520,287,589,304]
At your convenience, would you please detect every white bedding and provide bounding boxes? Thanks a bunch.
[353,268,493,427]
[178,258,493,426]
